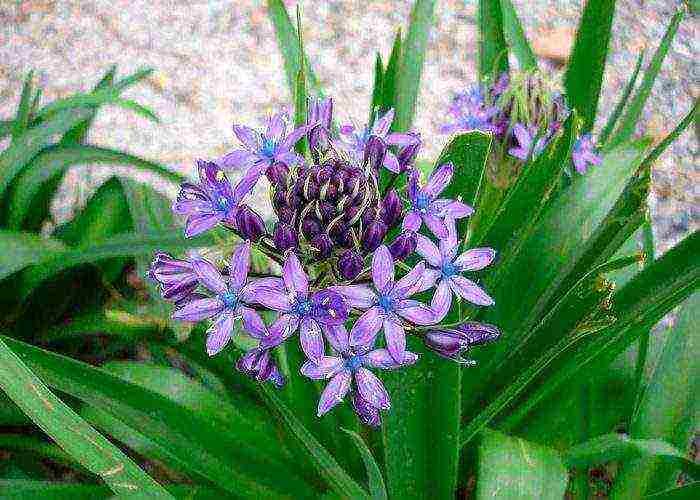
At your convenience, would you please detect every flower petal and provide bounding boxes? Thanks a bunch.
[415,233,441,266]
[206,312,234,356]
[355,368,390,410]
[272,314,300,340]
[372,108,394,136]
[173,297,224,322]
[454,248,496,271]
[317,371,352,416]
[239,277,285,303]
[233,124,261,151]
[185,212,223,238]
[402,210,422,232]
[382,151,401,173]
[383,318,406,362]
[391,261,425,299]
[349,307,383,350]
[253,287,293,312]
[422,213,449,239]
[232,162,266,204]
[386,132,420,147]
[372,246,394,293]
[219,149,255,170]
[416,268,441,293]
[265,113,286,143]
[423,162,453,197]
[282,252,309,295]
[363,348,419,369]
[300,356,344,380]
[332,285,377,309]
[241,308,268,339]
[228,241,251,290]
[191,258,227,294]
[395,299,436,326]
[431,279,452,322]
[432,199,474,219]
[279,124,309,150]
[448,276,495,306]
[324,324,350,354]
[299,317,325,363]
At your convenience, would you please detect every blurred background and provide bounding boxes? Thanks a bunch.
[1,0,697,253]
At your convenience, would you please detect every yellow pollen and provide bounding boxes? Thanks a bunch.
[215,170,225,181]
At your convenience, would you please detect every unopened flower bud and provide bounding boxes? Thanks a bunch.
[273,222,299,252]
[310,233,333,258]
[364,135,387,171]
[337,250,363,280]
[396,132,421,171]
[235,206,266,241]
[361,220,387,252]
[352,393,381,427]
[380,189,402,227]
[424,322,500,363]
[388,231,416,261]
[266,162,289,188]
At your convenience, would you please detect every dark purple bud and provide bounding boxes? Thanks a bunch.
[273,222,299,253]
[361,220,387,252]
[352,393,381,427]
[311,289,349,325]
[388,231,416,261]
[303,179,319,200]
[361,207,376,227]
[308,124,330,160]
[457,322,501,346]
[424,322,500,364]
[396,132,421,171]
[380,189,402,227]
[276,206,295,224]
[364,135,387,171]
[317,201,336,222]
[337,250,363,280]
[310,233,334,258]
[424,331,464,361]
[236,347,285,388]
[235,205,266,241]
[148,252,199,303]
[266,162,289,188]
[301,217,322,238]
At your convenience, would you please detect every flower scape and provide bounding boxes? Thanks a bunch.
[151,95,530,427]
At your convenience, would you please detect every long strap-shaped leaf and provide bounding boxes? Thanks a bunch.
[565,0,617,132]
[499,0,537,70]
[342,429,388,500]
[260,384,369,499]
[394,0,436,132]
[478,0,509,79]
[0,338,171,497]
[598,51,645,145]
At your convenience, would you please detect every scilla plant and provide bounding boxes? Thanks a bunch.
[0,1,697,499]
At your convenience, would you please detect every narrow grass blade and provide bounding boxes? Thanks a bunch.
[476,429,568,500]
[34,87,159,123]
[342,429,387,500]
[0,108,92,200]
[0,231,66,279]
[478,0,509,79]
[383,30,403,116]
[565,0,616,132]
[612,291,700,497]
[564,433,700,480]
[294,8,308,155]
[499,0,537,70]
[607,10,683,148]
[266,0,321,95]
[12,71,35,141]
[0,338,171,497]
[260,384,369,499]
[644,483,700,499]
[369,53,385,122]
[60,66,116,145]
[394,0,436,132]
[7,145,184,230]
[599,51,645,145]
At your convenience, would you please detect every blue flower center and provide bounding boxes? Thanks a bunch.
[378,295,394,313]
[344,355,363,372]
[294,298,312,316]
[441,262,457,278]
[261,138,276,159]
[414,192,431,211]
[220,290,238,308]
[216,195,229,212]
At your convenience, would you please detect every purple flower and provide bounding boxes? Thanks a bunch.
[254,252,348,362]
[396,132,422,172]
[508,124,549,161]
[402,163,474,239]
[337,250,364,281]
[388,231,417,261]
[572,133,602,174]
[416,227,495,321]
[171,242,282,356]
[301,323,418,422]
[338,109,419,173]
[334,246,435,362]
[172,160,262,238]
[235,205,266,241]
[220,111,308,171]
[424,321,501,364]
[441,86,499,135]
[307,97,333,158]
[148,252,198,304]
[236,309,287,388]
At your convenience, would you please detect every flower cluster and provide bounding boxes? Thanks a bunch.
[441,71,602,174]
[150,98,501,426]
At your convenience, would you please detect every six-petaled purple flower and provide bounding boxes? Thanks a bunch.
[572,133,602,174]
[507,123,550,161]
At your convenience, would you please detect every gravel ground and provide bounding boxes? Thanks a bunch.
[0,0,697,253]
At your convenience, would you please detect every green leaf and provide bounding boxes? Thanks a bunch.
[0,108,93,200]
[0,480,223,499]
[383,29,403,115]
[382,338,460,500]
[0,338,170,497]
[12,71,35,141]
[266,0,321,96]
[565,0,616,132]
[2,336,313,498]
[564,433,700,480]
[499,0,537,71]
[607,10,683,148]
[394,0,436,132]
[0,120,12,139]
[436,131,493,240]
[293,8,308,156]
[476,429,568,500]
[369,53,385,122]
[60,66,116,145]
[612,291,700,497]
[0,231,66,279]
[342,429,387,500]
[260,384,369,499]
[599,50,644,145]
[478,0,509,79]
[644,482,700,499]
